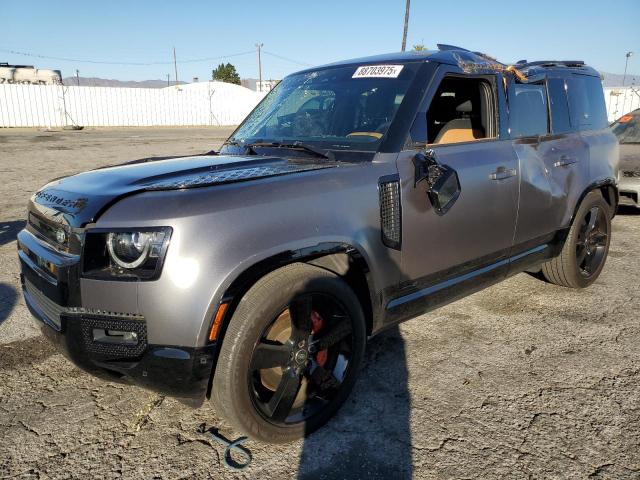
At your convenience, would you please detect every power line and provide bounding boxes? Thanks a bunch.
[262,51,312,67]
[0,47,255,65]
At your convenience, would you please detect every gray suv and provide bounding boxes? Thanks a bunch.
[18,46,618,443]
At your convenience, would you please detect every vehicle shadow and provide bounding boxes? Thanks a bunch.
[298,228,413,479]
[0,282,18,327]
[0,220,26,247]
[297,326,412,479]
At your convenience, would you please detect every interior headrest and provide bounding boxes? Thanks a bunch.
[456,100,473,113]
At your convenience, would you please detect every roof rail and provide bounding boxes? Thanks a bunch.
[517,60,585,68]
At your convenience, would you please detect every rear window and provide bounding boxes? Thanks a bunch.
[612,113,640,144]
[566,75,608,131]
[547,78,572,134]
[510,84,548,138]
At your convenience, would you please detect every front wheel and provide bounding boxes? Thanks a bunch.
[211,263,366,443]
[541,191,611,288]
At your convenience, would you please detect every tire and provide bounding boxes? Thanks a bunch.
[211,263,366,443]
[541,191,611,288]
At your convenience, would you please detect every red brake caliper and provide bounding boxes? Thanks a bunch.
[310,310,328,367]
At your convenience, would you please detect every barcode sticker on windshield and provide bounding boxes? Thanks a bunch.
[352,65,404,79]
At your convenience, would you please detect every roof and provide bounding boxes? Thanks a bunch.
[299,48,490,73]
[296,45,600,78]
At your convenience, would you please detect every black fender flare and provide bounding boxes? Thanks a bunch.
[204,242,376,398]
[569,179,618,226]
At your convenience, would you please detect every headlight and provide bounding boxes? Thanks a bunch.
[107,231,165,269]
[83,227,172,281]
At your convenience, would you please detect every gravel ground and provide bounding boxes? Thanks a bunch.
[0,128,638,479]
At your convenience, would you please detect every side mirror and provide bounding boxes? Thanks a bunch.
[427,166,460,215]
[412,149,461,215]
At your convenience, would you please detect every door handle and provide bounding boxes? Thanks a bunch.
[553,155,577,167]
[490,166,517,180]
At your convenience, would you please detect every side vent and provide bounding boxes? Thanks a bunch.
[378,175,402,250]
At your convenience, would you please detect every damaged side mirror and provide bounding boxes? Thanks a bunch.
[412,149,461,215]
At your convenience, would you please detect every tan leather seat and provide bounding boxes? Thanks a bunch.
[434,100,485,144]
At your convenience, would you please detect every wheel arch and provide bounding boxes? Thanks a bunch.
[570,179,618,226]
[204,242,376,399]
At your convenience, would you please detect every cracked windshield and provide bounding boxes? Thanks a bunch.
[228,63,419,151]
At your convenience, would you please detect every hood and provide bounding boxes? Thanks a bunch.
[30,154,336,228]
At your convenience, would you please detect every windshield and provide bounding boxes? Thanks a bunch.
[227,63,419,152]
[612,112,640,144]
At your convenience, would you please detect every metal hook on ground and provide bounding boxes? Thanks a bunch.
[204,426,252,471]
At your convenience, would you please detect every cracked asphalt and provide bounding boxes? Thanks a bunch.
[1,128,639,479]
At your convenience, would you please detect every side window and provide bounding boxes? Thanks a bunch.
[424,77,495,145]
[510,83,549,138]
[566,75,608,131]
[547,78,572,134]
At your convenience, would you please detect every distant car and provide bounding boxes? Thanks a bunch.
[613,109,640,208]
[19,46,618,443]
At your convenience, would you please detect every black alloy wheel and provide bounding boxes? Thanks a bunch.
[249,293,354,425]
[575,205,609,278]
[541,191,612,288]
[211,263,366,443]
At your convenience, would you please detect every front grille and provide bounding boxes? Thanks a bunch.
[25,278,64,329]
[78,315,147,359]
[379,177,402,249]
[622,170,640,178]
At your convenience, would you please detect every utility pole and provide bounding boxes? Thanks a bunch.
[623,51,633,86]
[173,47,179,86]
[401,0,410,52]
[167,73,170,86]
[75,69,80,86]
[622,51,634,115]
[255,43,264,92]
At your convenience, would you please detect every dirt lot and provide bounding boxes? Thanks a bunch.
[1,128,639,479]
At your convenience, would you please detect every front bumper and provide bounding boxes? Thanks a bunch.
[18,228,216,406]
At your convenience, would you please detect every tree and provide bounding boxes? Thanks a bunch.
[412,44,427,51]
[212,63,241,85]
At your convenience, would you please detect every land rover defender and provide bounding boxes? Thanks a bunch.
[19,46,618,443]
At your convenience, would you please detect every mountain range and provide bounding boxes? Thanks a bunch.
[63,72,637,89]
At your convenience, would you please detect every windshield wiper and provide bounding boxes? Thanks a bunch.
[245,141,331,160]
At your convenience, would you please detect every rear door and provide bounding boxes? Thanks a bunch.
[509,76,589,247]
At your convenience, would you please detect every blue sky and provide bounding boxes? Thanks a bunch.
[2,0,639,82]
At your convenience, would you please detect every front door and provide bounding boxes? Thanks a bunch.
[388,69,519,320]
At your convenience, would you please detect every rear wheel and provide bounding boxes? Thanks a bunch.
[211,263,366,443]
[541,191,611,288]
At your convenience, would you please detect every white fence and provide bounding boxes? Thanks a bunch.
[1,82,638,128]
[0,82,266,127]
[605,87,640,122]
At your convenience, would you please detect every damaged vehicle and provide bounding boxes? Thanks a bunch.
[19,45,618,443]
[612,108,640,208]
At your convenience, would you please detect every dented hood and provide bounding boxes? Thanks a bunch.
[30,154,335,228]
